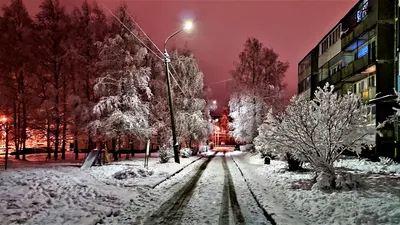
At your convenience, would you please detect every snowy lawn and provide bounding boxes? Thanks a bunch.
[232,152,400,225]
[0,155,203,225]
[88,156,203,187]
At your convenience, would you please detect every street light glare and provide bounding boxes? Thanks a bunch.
[212,100,217,104]
[184,21,193,30]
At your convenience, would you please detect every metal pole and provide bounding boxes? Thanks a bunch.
[164,51,180,164]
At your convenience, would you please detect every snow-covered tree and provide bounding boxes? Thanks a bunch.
[170,49,209,147]
[262,83,376,189]
[229,91,265,145]
[0,0,36,160]
[254,108,277,155]
[69,0,109,158]
[229,37,288,143]
[90,34,153,155]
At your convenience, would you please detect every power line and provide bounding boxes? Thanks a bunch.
[206,78,234,85]
[170,64,186,97]
[97,0,186,96]
[120,6,186,97]
[97,0,163,61]
[121,6,164,56]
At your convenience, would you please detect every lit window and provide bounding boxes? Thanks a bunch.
[356,0,368,23]
[357,45,368,58]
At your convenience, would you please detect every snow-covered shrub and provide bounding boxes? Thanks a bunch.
[113,167,154,180]
[263,83,376,190]
[180,148,192,158]
[255,109,303,170]
[312,171,364,191]
[379,156,395,165]
[240,144,254,152]
[335,172,364,190]
[159,146,173,163]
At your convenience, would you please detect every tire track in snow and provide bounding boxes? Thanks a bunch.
[143,153,216,225]
[220,152,245,225]
[230,154,277,225]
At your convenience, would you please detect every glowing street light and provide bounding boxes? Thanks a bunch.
[163,20,194,164]
[184,21,193,31]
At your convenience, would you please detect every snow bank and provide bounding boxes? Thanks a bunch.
[232,153,400,225]
[335,158,400,174]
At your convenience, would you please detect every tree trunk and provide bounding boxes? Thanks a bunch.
[21,75,27,161]
[13,103,20,159]
[61,85,67,160]
[74,131,79,160]
[112,138,117,161]
[46,118,51,159]
[130,138,134,157]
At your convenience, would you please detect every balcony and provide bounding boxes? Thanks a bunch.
[356,87,376,102]
[341,61,354,80]
[330,70,342,84]
[342,17,376,49]
[354,54,369,72]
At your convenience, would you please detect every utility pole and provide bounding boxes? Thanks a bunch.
[164,51,180,163]
[163,21,193,164]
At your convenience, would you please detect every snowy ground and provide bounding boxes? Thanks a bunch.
[231,152,400,225]
[4,149,400,225]
[0,154,204,225]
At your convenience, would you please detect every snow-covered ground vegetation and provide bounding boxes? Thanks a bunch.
[233,152,400,225]
[254,84,376,190]
[159,146,174,163]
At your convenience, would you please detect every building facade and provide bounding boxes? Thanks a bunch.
[298,0,400,159]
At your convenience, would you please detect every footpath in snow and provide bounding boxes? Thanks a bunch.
[231,152,400,225]
[0,153,204,225]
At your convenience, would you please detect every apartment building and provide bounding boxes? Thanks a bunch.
[298,0,400,159]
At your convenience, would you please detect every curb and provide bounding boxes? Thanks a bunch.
[151,156,204,189]
[230,155,277,225]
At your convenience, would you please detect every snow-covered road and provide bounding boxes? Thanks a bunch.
[140,152,272,225]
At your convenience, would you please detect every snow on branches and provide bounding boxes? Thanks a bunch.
[256,83,376,189]
[90,35,153,140]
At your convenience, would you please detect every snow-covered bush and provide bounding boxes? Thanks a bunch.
[240,144,254,152]
[379,156,395,165]
[180,148,192,158]
[263,83,376,190]
[312,171,364,191]
[113,167,154,180]
[159,146,173,163]
[255,109,302,169]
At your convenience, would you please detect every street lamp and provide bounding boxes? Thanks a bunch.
[164,20,193,164]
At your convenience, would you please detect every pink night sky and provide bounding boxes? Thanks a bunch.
[1,0,358,109]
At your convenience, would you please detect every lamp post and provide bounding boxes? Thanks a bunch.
[2,117,9,170]
[164,21,193,164]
